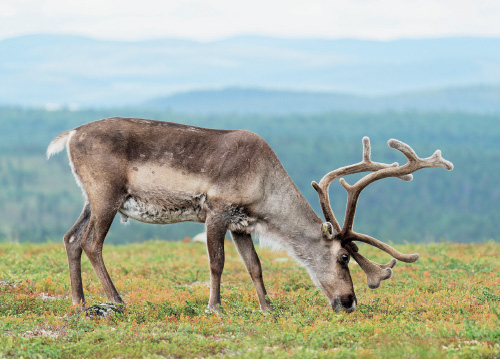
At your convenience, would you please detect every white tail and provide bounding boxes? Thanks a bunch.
[46,130,71,159]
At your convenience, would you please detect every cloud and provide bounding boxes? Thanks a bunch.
[169,2,224,19]
[1,0,500,41]
[0,2,16,18]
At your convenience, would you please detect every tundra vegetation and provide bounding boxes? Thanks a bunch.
[1,241,499,358]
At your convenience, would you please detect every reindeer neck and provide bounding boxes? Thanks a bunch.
[254,164,322,249]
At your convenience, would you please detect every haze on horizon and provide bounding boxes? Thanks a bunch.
[1,1,499,108]
[1,0,500,42]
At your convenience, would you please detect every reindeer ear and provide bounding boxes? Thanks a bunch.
[321,222,335,240]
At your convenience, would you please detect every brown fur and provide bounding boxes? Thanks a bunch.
[48,117,357,313]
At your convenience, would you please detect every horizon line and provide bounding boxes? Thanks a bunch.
[2,32,500,44]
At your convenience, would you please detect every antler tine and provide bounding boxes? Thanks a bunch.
[347,232,419,263]
[388,139,454,171]
[350,251,396,289]
[311,181,341,233]
[362,136,371,162]
[339,138,453,260]
[311,137,411,233]
[345,242,396,289]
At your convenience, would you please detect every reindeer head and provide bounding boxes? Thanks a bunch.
[303,221,357,312]
[311,137,453,312]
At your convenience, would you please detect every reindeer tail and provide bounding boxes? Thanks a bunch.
[46,130,73,159]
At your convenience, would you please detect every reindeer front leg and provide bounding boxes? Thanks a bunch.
[231,231,274,312]
[205,214,228,314]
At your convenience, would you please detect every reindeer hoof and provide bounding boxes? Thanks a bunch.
[205,304,222,315]
[85,303,123,319]
[261,303,275,313]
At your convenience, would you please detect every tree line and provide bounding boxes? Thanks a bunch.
[0,107,497,243]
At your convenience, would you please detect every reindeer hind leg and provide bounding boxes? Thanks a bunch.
[81,188,127,305]
[63,203,91,307]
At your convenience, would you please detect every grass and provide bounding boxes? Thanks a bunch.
[1,240,499,358]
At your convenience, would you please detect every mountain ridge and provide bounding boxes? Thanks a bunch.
[1,34,499,107]
[146,85,500,114]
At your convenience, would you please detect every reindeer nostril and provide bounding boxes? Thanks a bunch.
[341,294,356,309]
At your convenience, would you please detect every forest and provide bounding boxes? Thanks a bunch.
[0,107,498,244]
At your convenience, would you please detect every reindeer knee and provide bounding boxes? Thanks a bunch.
[248,267,263,282]
[210,261,224,277]
[63,232,75,245]
[81,239,102,261]
[64,232,83,257]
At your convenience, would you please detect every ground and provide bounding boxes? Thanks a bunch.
[1,240,499,358]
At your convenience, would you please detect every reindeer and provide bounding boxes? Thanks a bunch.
[47,117,453,313]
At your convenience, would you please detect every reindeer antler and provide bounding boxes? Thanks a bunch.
[312,137,453,288]
[311,137,412,233]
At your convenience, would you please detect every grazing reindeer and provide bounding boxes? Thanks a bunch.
[47,118,453,313]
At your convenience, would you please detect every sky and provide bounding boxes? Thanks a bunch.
[0,0,500,42]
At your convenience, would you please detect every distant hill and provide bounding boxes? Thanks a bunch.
[0,34,499,107]
[146,86,500,114]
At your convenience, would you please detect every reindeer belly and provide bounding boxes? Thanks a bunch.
[119,191,207,225]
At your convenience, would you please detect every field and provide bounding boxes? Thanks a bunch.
[1,240,499,358]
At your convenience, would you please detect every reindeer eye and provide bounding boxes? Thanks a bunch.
[339,253,350,266]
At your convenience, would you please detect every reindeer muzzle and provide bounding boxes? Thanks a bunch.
[332,294,357,313]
